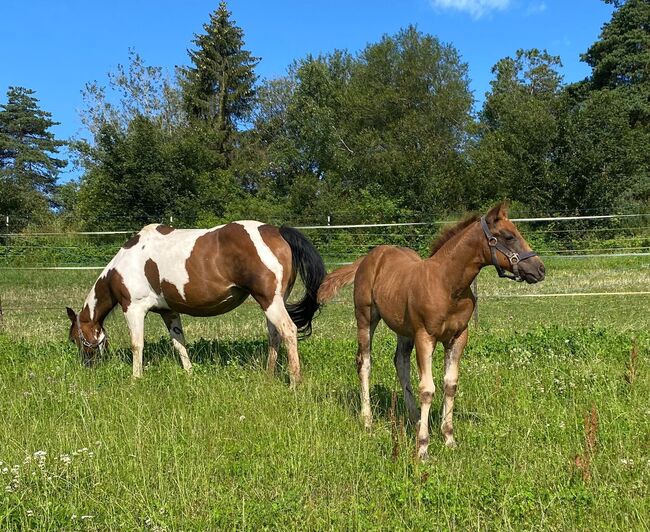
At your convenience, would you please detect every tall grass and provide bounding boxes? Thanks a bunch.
[0,260,648,529]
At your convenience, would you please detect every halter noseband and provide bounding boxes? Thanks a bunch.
[480,216,537,282]
[76,315,107,351]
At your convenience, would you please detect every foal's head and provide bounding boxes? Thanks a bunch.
[482,203,546,284]
[66,307,108,365]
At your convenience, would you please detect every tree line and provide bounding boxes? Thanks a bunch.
[1,0,648,232]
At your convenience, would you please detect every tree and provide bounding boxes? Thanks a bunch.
[470,49,565,212]
[179,1,259,143]
[0,86,67,229]
[249,26,474,222]
[556,0,650,212]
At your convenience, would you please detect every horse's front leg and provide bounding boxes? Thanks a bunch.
[125,307,146,378]
[264,296,301,388]
[441,328,468,448]
[415,330,436,460]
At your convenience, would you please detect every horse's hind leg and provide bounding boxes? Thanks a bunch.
[263,295,300,388]
[266,319,281,375]
[356,303,380,429]
[161,311,192,373]
[441,328,467,448]
[394,335,417,424]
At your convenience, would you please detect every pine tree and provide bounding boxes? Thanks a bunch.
[180,2,259,139]
[0,86,66,229]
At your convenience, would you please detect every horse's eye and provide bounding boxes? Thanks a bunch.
[505,234,515,242]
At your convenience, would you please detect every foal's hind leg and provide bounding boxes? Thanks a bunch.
[266,319,281,375]
[161,311,192,373]
[356,304,380,429]
[394,335,418,424]
[441,328,467,448]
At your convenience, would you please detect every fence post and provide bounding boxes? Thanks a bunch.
[472,278,479,328]
[0,294,4,334]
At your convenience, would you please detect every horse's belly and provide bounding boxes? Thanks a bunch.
[165,285,249,316]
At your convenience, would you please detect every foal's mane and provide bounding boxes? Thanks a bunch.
[428,214,479,257]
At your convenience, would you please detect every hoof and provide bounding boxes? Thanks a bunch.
[417,447,429,462]
[445,439,458,449]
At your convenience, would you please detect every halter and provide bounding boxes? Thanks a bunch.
[480,216,537,282]
[76,315,107,351]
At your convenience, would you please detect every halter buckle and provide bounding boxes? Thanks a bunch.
[509,254,520,265]
[488,236,498,247]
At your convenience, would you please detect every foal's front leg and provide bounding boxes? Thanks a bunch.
[415,330,436,460]
[441,328,467,448]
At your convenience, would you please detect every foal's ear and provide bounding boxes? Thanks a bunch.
[66,307,76,322]
[486,201,509,224]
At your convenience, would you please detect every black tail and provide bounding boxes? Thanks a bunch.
[279,225,326,338]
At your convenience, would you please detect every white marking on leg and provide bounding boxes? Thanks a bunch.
[164,313,192,373]
[125,307,146,378]
[266,319,281,375]
[265,295,300,387]
[441,329,467,448]
[415,332,436,460]
[236,221,284,295]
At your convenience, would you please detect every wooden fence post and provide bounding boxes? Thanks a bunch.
[0,294,4,334]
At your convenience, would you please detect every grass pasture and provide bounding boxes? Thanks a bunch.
[0,256,649,529]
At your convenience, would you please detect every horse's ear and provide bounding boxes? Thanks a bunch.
[66,307,76,322]
[486,201,509,224]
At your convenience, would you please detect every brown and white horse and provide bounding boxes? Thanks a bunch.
[66,221,325,387]
[317,203,545,458]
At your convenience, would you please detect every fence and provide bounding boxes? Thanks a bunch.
[1,213,650,320]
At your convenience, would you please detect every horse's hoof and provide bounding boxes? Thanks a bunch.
[417,448,429,462]
[445,439,458,449]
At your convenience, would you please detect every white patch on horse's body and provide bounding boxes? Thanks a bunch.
[236,220,284,294]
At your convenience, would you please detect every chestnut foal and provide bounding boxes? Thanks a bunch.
[66,221,325,387]
[318,203,545,458]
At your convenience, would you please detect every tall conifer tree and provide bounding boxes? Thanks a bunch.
[180,1,258,146]
[0,86,66,228]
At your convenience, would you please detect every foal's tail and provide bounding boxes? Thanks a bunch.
[279,226,326,337]
[317,257,364,304]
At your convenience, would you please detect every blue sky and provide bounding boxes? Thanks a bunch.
[1,0,614,181]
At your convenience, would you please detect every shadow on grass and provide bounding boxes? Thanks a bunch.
[109,337,269,370]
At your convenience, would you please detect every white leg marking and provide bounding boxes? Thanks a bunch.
[265,295,300,387]
[441,329,467,448]
[415,332,436,460]
[163,313,192,373]
[266,319,281,375]
[125,307,146,378]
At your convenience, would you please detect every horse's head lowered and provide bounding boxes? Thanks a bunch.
[481,203,545,284]
[66,307,108,365]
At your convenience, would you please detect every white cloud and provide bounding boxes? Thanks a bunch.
[430,0,511,19]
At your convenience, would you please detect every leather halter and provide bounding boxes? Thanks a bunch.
[76,315,107,351]
[480,216,537,282]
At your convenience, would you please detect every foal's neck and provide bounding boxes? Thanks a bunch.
[427,222,487,296]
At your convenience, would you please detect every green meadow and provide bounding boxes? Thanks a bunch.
[0,256,648,530]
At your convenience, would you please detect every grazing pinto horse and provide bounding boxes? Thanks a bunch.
[317,203,545,459]
[66,221,325,386]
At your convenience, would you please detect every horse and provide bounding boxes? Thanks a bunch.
[66,221,325,387]
[317,203,545,459]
